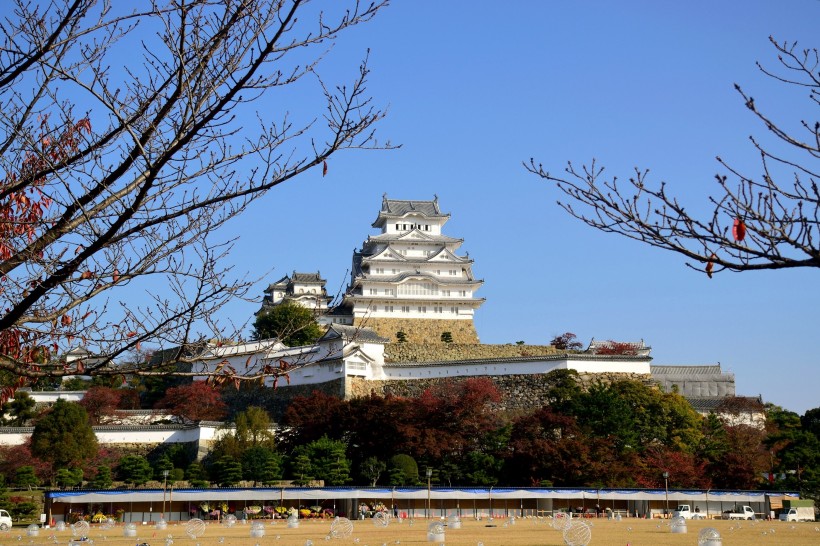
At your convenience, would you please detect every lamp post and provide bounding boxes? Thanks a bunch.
[662,471,669,518]
[162,470,169,522]
[426,468,433,519]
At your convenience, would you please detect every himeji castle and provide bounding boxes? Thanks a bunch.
[259,196,485,343]
[339,195,485,343]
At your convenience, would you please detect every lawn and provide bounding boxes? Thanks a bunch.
[9,515,820,546]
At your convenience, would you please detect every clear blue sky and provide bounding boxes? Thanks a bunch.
[196,2,819,415]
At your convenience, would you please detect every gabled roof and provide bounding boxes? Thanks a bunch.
[291,271,325,284]
[687,396,765,414]
[319,324,390,344]
[651,364,728,376]
[372,195,449,227]
[350,271,483,287]
[264,275,291,293]
[365,231,463,245]
[587,339,651,357]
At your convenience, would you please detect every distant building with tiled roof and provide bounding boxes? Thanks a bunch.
[650,364,765,428]
[259,271,333,320]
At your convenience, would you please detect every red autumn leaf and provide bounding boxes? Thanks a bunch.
[60,314,72,326]
[322,160,328,177]
[706,254,716,278]
[126,331,137,338]
[732,218,746,242]
[112,269,120,282]
[80,270,93,280]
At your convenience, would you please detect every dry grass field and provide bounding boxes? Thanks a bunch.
[8,516,820,546]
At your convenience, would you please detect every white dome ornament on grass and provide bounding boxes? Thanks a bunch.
[329,517,354,539]
[670,515,687,534]
[552,512,572,531]
[562,520,591,546]
[185,518,206,539]
[446,514,461,530]
[72,521,90,539]
[223,515,237,528]
[698,527,722,546]
[373,512,390,527]
[156,519,168,531]
[426,521,445,543]
[26,524,39,537]
[123,523,138,537]
[287,513,300,529]
[250,522,265,538]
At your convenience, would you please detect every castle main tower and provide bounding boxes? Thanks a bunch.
[341,195,484,343]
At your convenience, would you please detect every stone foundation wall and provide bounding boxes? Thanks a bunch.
[353,317,479,344]
[384,343,560,362]
[223,378,347,420]
[346,372,653,414]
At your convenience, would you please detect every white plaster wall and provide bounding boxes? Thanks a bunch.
[380,358,652,382]
[0,430,30,446]
[27,390,86,403]
[565,358,652,375]
[0,423,242,447]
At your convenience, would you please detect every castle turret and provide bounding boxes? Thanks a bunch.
[341,195,484,343]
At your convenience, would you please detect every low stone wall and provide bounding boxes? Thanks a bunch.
[222,378,347,420]
[347,372,653,413]
[384,343,560,362]
[353,318,480,344]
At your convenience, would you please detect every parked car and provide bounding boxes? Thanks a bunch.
[0,509,12,531]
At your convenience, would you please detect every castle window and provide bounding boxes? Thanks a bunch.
[376,268,384,274]
[385,305,393,312]
[401,306,410,313]
[450,306,457,313]
[385,288,394,295]
[449,269,457,276]
[442,289,450,297]
[434,306,442,313]
[418,306,426,313]
[369,288,378,295]
[459,290,467,297]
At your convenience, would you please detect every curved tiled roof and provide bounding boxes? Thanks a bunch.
[320,324,390,343]
[372,196,449,227]
[651,365,727,376]
[350,271,483,286]
[365,232,463,245]
[385,353,652,366]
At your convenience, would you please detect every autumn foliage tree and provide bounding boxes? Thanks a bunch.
[0,0,390,398]
[527,37,820,276]
[156,381,227,422]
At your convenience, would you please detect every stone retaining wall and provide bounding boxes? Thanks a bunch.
[353,318,480,344]
[384,343,560,362]
[346,372,653,413]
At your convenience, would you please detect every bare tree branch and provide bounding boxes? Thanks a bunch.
[526,36,819,276]
[0,0,394,387]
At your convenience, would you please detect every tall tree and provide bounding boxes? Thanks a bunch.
[296,435,351,486]
[234,406,276,450]
[241,446,282,486]
[4,390,36,426]
[527,37,820,275]
[30,399,98,470]
[117,455,152,486]
[0,0,390,396]
[78,386,122,425]
[155,381,226,422]
[252,302,324,346]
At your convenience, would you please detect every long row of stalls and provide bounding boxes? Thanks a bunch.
[45,487,799,524]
